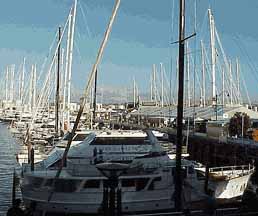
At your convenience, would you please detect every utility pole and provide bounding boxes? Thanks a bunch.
[55,26,61,136]
[175,0,185,211]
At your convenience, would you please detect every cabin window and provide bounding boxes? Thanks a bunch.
[92,137,148,145]
[54,179,80,192]
[148,176,162,191]
[122,179,135,187]
[73,134,88,141]
[136,178,149,191]
[84,180,100,188]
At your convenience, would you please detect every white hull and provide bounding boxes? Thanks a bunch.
[213,173,252,200]
[22,189,174,214]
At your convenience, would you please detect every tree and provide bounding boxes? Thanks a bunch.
[228,112,251,138]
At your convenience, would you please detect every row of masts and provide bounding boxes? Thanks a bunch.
[130,8,244,108]
[1,0,78,135]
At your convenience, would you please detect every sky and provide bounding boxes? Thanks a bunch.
[0,0,258,103]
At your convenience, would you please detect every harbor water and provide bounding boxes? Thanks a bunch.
[0,123,21,215]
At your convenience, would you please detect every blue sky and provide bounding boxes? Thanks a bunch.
[0,0,258,102]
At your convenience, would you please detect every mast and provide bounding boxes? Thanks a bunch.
[92,69,98,123]
[133,77,136,107]
[33,64,37,109]
[222,66,225,107]
[21,58,25,104]
[150,65,154,101]
[201,40,206,107]
[229,60,233,105]
[236,58,240,104]
[55,27,62,135]
[160,62,164,107]
[29,65,33,111]
[208,9,216,105]
[153,64,157,105]
[63,13,72,131]
[18,69,22,101]
[67,0,77,130]
[5,66,9,101]
[186,41,190,107]
[175,0,185,211]
[10,65,15,102]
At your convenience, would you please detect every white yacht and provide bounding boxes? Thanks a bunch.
[20,130,206,215]
[195,164,254,201]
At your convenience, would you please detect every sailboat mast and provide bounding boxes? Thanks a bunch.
[236,58,240,104]
[229,60,233,105]
[10,65,15,102]
[150,65,154,101]
[186,41,190,107]
[133,77,136,107]
[63,14,72,131]
[67,0,77,130]
[92,69,98,123]
[222,66,225,107]
[33,64,37,109]
[208,9,216,105]
[160,62,164,107]
[201,40,206,107]
[29,65,33,111]
[5,67,9,101]
[21,58,25,104]
[55,27,61,135]
[175,0,185,211]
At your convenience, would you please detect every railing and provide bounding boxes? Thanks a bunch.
[124,208,258,216]
[209,164,254,178]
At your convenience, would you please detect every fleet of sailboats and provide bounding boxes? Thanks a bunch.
[0,0,256,215]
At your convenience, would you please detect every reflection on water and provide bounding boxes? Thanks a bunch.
[0,123,21,215]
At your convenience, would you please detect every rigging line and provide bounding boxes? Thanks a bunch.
[163,66,172,106]
[169,0,176,107]
[241,71,252,107]
[192,0,197,127]
[74,38,84,65]
[79,0,92,39]
[30,11,71,129]
[233,35,258,84]
[37,30,59,85]
[198,10,208,45]
[214,27,239,100]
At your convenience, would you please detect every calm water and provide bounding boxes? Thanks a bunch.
[0,123,21,215]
